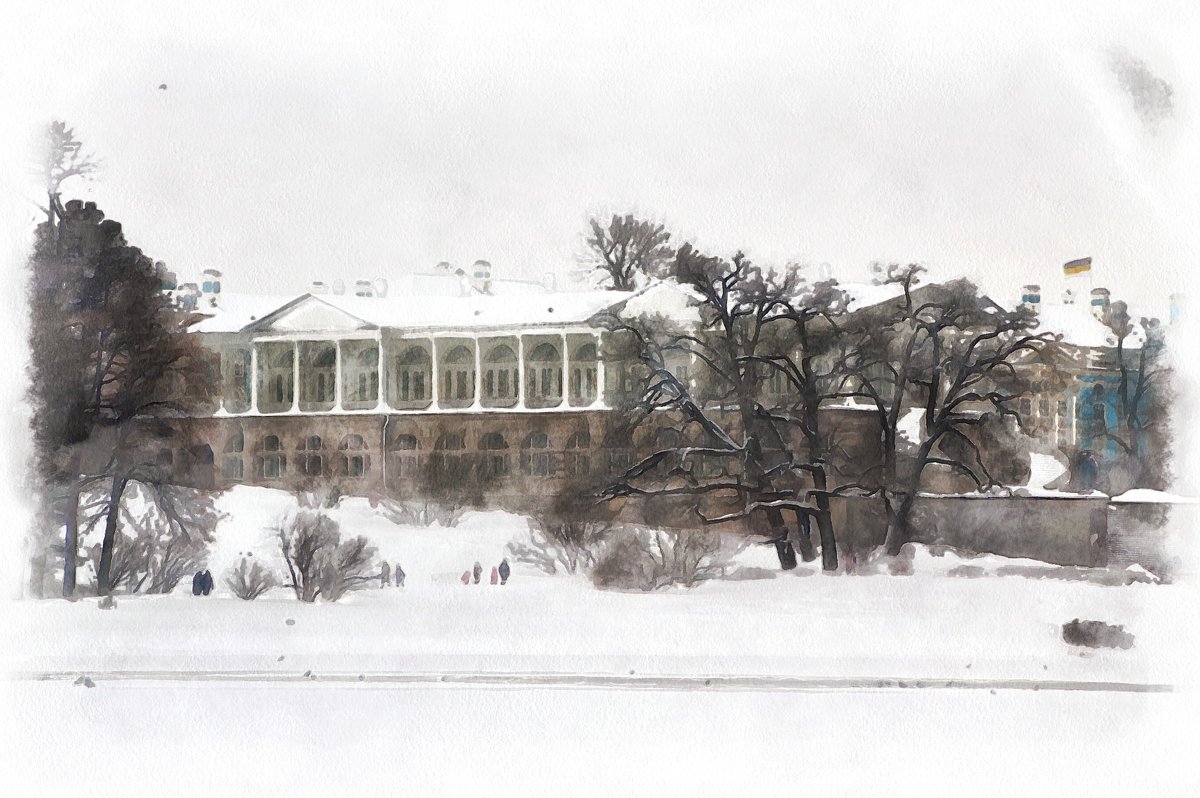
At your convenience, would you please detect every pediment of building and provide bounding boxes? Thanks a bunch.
[247,297,375,333]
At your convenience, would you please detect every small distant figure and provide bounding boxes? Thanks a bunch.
[460,570,470,586]
[394,563,405,588]
[1076,450,1099,492]
[490,566,498,585]
[498,558,511,586]
[158,83,168,90]
[380,560,391,588]
[193,569,214,596]
[472,562,482,584]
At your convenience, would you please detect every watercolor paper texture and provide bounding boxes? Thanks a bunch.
[2,2,1198,794]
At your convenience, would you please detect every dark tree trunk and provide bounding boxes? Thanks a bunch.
[883,492,916,556]
[792,510,816,563]
[62,487,81,597]
[766,506,797,570]
[814,502,839,572]
[96,475,129,596]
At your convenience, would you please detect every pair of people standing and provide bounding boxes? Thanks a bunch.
[380,561,406,588]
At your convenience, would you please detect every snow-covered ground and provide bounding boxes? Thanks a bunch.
[4,485,1197,794]
[4,486,1193,688]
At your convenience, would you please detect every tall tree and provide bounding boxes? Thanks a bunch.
[1101,301,1171,487]
[26,201,217,597]
[585,213,674,291]
[600,245,856,571]
[839,265,1052,555]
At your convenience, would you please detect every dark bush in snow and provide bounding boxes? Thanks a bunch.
[1062,619,1135,650]
[225,556,278,600]
[277,511,377,602]
[591,527,742,591]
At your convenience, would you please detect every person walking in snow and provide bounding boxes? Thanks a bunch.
[380,560,391,588]
[394,563,405,588]
[472,561,482,584]
[490,566,498,585]
[191,570,205,596]
[498,558,510,586]
[200,569,214,596]
[460,570,470,585]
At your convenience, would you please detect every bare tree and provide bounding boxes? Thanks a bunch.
[225,556,279,600]
[838,265,1053,555]
[585,213,674,291]
[1101,301,1172,487]
[508,482,615,575]
[277,511,376,602]
[591,527,742,591]
[34,120,98,236]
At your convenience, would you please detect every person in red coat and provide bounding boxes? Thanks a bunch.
[460,570,470,585]
[490,566,498,585]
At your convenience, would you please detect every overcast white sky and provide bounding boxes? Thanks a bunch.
[2,0,1198,314]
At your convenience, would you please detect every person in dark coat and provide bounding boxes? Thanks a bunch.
[498,558,511,585]
[1076,450,1099,491]
[472,561,482,584]
[380,560,391,588]
[201,569,214,596]
[192,571,205,596]
[394,563,405,588]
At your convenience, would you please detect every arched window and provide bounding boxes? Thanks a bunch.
[388,432,421,479]
[569,342,598,406]
[440,344,475,406]
[521,431,553,477]
[604,427,634,475]
[222,429,245,480]
[479,432,510,479]
[300,343,336,411]
[433,430,468,478]
[341,341,380,410]
[259,434,285,479]
[297,435,324,477]
[565,430,590,477]
[393,345,431,407]
[527,343,563,406]
[338,434,368,478]
[258,344,294,412]
[482,343,519,407]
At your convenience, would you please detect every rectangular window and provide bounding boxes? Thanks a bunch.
[1020,398,1032,416]
[222,457,243,481]
[1038,399,1050,416]
[414,372,425,401]
[498,370,508,397]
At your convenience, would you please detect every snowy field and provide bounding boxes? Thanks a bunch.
[3,485,1194,688]
[3,486,1197,794]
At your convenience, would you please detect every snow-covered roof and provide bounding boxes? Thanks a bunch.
[840,282,906,313]
[617,281,705,325]
[1032,303,1146,350]
[188,294,304,333]
[189,289,635,335]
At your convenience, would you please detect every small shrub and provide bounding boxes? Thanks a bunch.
[225,556,278,600]
[1062,619,1135,650]
[591,527,742,591]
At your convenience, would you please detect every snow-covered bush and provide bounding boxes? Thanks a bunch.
[508,517,611,576]
[591,527,742,591]
[276,510,377,602]
[225,555,278,600]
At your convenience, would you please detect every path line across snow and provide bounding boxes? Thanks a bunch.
[12,671,1174,694]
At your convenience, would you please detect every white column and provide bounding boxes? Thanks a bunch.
[560,333,568,407]
[376,334,385,410]
[291,340,300,412]
[334,340,343,410]
[594,332,605,406]
[430,338,440,408]
[517,335,526,410]
[472,334,483,409]
[249,344,259,413]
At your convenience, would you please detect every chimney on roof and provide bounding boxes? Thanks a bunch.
[1021,284,1041,309]
[1170,293,1183,325]
[1090,287,1110,320]
[332,279,346,295]
[310,281,330,295]
[374,278,389,298]
[354,280,375,298]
